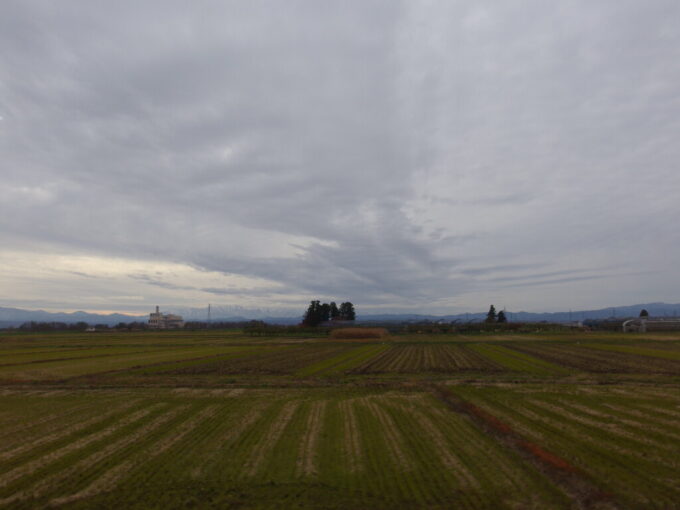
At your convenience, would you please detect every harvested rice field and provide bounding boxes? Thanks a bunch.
[0,329,679,508]
[349,344,502,373]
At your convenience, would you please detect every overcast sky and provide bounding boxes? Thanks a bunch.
[1,1,680,315]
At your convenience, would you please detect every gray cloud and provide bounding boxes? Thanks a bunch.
[1,0,680,313]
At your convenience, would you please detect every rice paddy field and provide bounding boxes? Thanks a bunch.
[0,329,679,509]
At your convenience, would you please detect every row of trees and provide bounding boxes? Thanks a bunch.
[15,321,100,332]
[9,321,266,332]
[485,305,507,323]
[302,300,355,327]
[13,321,154,331]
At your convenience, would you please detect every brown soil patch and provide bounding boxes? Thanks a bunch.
[518,439,577,473]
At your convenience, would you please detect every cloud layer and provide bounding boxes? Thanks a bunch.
[1,1,680,313]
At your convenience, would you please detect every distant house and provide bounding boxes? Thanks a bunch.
[148,306,184,329]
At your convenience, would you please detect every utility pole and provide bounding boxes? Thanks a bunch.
[207,304,211,324]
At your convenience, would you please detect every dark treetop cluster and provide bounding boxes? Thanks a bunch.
[485,305,507,324]
[302,300,355,327]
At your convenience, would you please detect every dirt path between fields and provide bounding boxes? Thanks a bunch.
[431,385,621,510]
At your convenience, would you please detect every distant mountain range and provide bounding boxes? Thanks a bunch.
[359,302,680,324]
[1,302,679,328]
[0,307,147,328]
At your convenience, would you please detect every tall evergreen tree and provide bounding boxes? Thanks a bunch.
[339,302,356,321]
[485,305,497,323]
[302,300,323,327]
[320,303,331,323]
[497,310,507,323]
[329,302,340,320]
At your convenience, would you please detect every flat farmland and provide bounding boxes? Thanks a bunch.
[350,344,502,373]
[0,388,568,509]
[168,344,355,375]
[1,331,679,383]
[0,346,258,382]
[450,384,680,509]
[509,341,680,374]
[0,330,679,508]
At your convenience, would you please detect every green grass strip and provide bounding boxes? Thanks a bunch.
[582,343,680,361]
[469,344,571,376]
[122,346,265,375]
[295,344,389,377]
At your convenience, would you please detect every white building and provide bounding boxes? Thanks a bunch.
[148,306,184,329]
[622,317,680,332]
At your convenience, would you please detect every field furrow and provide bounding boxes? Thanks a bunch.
[338,400,363,474]
[351,344,500,373]
[0,330,678,508]
[511,342,680,374]
[403,405,479,491]
[0,348,155,368]
[294,344,388,377]
[242,401,300,477]
[193,400,271,479]
[48,405,217,506]
[634,402,680,420]
[599,403,680,441]
[583,343,680,361]
[296,400,327,477]
[524,404,678,503]
[0,400,109,453]
[526,399,677,458]
[0,401,150,488]
[361,398,411,471]
[472,344,570,375]
[0,403,176,506]
[349,347,395,373]
[0,399,142,463]
[455,387,680,507]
